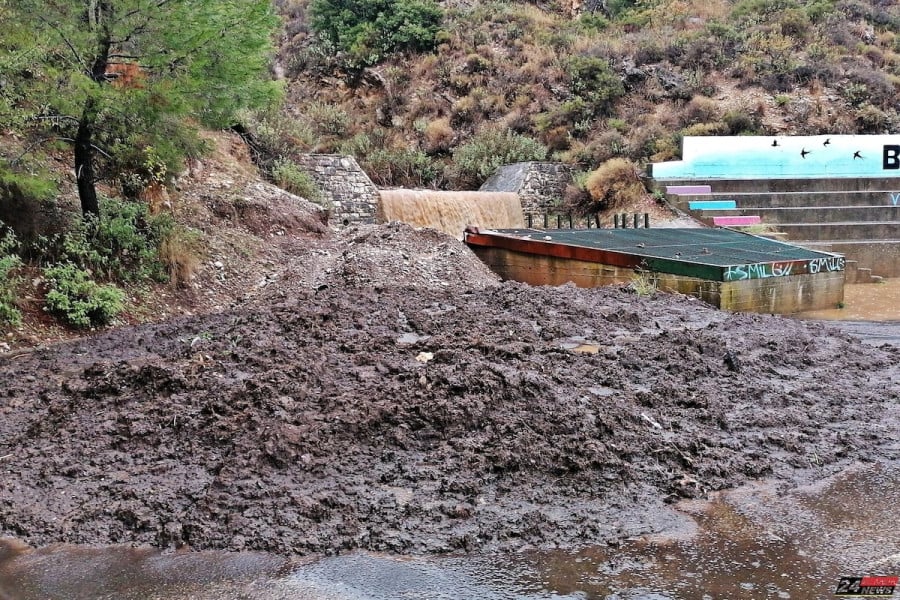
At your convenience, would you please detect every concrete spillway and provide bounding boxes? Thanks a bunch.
[377,190,524,240]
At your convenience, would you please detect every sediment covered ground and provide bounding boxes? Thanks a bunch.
[1,223,898,556]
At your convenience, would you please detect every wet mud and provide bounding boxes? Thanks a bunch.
[0,225,898,563]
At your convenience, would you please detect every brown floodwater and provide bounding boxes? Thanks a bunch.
[796,278,900,321]
[3,462,898,600]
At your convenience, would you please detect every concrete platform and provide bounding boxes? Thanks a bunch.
[464,227,845,314]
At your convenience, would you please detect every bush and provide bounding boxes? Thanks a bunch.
[158,225,203,288]
[43,263,125,328]
[581,158,647,213]
[0,227,22,326]
[565,55,625,116]
[309,0,443,68]
[448,128,548,188]
[271,159,322,201]
[32,197,172,283]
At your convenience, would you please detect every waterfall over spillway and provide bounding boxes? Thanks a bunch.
[377,190,524,239]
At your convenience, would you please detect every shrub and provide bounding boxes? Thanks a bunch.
[565,55,625,116]
[681,96,721,125]
[306,101,352,137]
[309,0,443,68]
[423,117,455,154]
[724,109,761,134]
[32,197,171,284]
[237,108,316,167]
[448,128,548,188]
[271,159,322,201]
[0,227,22,326]
[855,104,894,133]
[581,158,647,213]
[43,263,125,328]
[158,225,203,288]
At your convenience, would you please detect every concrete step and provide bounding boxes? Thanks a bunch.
[779,222,900,241]
[651,177,900,194]
[688,200,737,210]
[710,215,761,227]
[694,206,900,223]
[665,184,712,194]
[673,190,900,209]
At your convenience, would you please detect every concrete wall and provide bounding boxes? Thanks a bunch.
[296,155,379,227]
[470,246,844,314]
[650,135,900,180]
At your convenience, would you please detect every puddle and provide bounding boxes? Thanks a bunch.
[3,463,898,599]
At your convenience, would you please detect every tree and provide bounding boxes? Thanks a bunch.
[0,0,281,218]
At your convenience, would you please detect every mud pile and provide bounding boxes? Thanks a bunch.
[1,224,898,556]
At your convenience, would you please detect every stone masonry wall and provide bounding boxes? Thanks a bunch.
[480,162,574,216]
[297,155,379,227]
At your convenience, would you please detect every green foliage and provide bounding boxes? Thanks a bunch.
[0,226,23,326]
[565,55,625,117]
[306,102,352,137]
[1,0,281,210]
[340,131,442,187]
[34,197,171,283]
[271,159,323,201]
[449,128,548,188]
[43,263,125,328]
[0,166,58,204]
[310,0,443,68]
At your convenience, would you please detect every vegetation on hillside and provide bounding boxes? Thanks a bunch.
[0,1,280,331]
[273,0,900,193]
[2,0,899,334]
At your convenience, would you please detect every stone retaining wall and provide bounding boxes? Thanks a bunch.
[296,155,379,227]
[479,162,573,215]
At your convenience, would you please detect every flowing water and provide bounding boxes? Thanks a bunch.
[3,462,899,600]
[377,190,525,239]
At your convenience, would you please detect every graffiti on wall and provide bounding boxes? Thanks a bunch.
[725,262,793,281]
[890,192,900,206]
[807,256,846,274]
[724,256,844,281]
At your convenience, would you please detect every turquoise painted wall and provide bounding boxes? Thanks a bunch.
[650,135,900,179]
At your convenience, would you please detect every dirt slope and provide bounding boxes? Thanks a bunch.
[1,221,898,556]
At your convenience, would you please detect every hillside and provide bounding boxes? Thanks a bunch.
[271,0,900,192]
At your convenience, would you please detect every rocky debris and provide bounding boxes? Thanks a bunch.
[0,226,897,555]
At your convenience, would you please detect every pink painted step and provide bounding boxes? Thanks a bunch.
[712,215,761,226]
[665,185,712,194]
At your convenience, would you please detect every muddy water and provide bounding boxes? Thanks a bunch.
[4,462,898,600]
[377,190,524,239]
[797,278,900,321]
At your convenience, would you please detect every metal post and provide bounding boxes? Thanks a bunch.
[543,213,549,228]
[527,213,532,228]
[557,214,562,229]
[633,213,639,229]
[595,213,601,229]
[587,216,591,229]
[644,213,650,228]
[614,214,619,228]
[621,213,627,228]
[568,214,573,228]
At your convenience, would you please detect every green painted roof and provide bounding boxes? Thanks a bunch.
[494,227,831,266]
